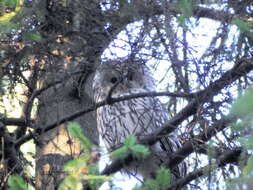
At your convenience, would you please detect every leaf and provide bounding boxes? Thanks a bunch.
[67,122,92,151]
[57,183,68,190]
[28,32,42,41]
[124,135,137,147]
[143,179,159,190]
[238,135,253,149]
[85,175,111,190]
[111,136,150,160]
[110,146,129,160]
[58,176,82,190]
[65,155,91,173]
[3,0,17,9]
[7,175,27,190]
[88,164,100,175]
[0,21,22,33]
[177,0,193,18]
[177,15,188,25]
[130,144,150,159]
[230,87,253,118]
[0,0,22,21]
[155,167,171,189]
[246,136,253,148]
[243,155,253,177]
[232,19,252,32]
[23,31,43,42]
[64,158,82,172]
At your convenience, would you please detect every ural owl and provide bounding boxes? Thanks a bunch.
[93,59,186,181]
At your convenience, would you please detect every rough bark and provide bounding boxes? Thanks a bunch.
[34,0,107,188]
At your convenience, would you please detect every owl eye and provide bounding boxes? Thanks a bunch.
[110,77,118,84]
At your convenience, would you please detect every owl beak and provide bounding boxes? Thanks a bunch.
[123,78,132,89]
[116,77,131,91]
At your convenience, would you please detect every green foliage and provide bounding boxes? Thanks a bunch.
[124,135,136,147]
[7,175,28,190]
[232,18,253,39]
[206,140,216,159]
[131,144,150,159]
[59,154,111,190]
[226,88,253,189]
[133,167,171,190]
[0,21,21,33]
[64,155,87,173]
[111,136,150,160]
[67,122,92,151]
[232,19,252,32]
[229,87,253,148]
[23,31,43,42]
[0,0,18,11]
[230,87,253,119]
[58,122,111,190]
[243,155,253,177]
[0,0,22,21]
[230,87,253,148]
[110,146,129,160]
[226,155,253,189]
[58,176,83,190]
[238,135,253,150]
[155,167,172,189]
[141,179,158,190]
[176,0,193,24]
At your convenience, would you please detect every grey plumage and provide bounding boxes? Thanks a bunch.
[93,59,186,181]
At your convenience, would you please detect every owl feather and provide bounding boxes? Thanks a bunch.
[93,59,186,184]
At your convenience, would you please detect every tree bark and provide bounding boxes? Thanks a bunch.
[34,0,110,188]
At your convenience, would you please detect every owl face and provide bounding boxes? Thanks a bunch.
[93,60,155,101]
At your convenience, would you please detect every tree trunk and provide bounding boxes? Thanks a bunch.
[35,62,98,189]
[34,0,113,188]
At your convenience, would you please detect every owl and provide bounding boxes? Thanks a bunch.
[93,59,186,182]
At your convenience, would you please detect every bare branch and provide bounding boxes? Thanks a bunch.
[167,148,245,190]
[166,117,235,169]
[1,117,27,127]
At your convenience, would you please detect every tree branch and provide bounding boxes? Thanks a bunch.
[1,117,27,127]
[105,1,234,47]
[15,58,253,169]
[167,148,245,190]
[101,58,253,175]
[14,90,191,147]
[165,117,235,169]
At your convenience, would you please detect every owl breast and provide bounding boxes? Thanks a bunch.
[96,94,185,179]
[96,94,167,151]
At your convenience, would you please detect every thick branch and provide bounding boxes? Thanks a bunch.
[1,118,27,127]
[14,90,190,147]
[166,117,235,168]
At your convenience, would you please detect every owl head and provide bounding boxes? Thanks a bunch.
[93,59,155,101]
